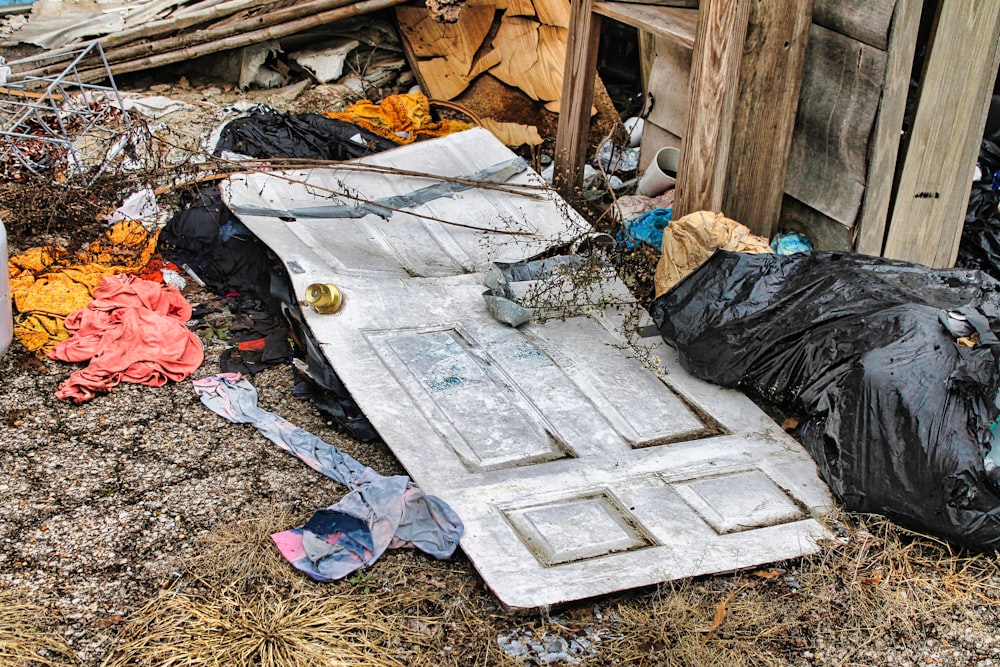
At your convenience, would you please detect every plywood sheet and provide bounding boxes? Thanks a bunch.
[489,15,542,99]
[532,24,568,101]
[398,0,573,108]
[504,0,535,16]
[396,4,494,72]
[417,49,502,100]
[782,23,885,228]
[489,19,566,103]
[533,0,569,27]
[812,0,895,50]
[644,33,691,138]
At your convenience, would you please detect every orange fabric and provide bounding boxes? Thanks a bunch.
[49,274,203,403]
[325,93,470,145]
[9,219,161,353]
[237,338,266,352]
[137,256,181,284]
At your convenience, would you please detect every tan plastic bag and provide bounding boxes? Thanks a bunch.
[654,210,773,297]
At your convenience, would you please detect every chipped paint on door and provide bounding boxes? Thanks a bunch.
[224,128,834,608]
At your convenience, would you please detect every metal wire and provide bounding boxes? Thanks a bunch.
[0,41,131,185]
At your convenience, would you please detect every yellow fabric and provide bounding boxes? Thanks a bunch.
[9,219,160,354]
[654,210,774,297]
[325,92,470,145]
[14,312,68,353]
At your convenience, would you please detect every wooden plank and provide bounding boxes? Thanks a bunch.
[883,0,1000,268]
[533,0,570,27]
[592,2,696,47]
[779,195,853,251]
[722,0,812,237]
[673,0,751,217]
[854,0,923,256]
[644,33,691,138]
[812,0,895,50]
[553,0,601,195]
[606,0,697,7]
[783,24,886,227]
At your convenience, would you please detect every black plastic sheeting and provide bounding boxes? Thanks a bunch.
[650,250,1000,549]
[958,138,1000,279]
[213,109,397,160]
[957,90,1000,278]
[157,184,378,442]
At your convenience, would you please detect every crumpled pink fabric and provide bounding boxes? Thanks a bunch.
[49,274,204,403]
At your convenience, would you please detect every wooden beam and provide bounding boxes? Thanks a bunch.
[882,0,1000,268]
[592,3,696,47]
[673,0,751,218]
[72,0,411,82]
[722,0,812,238]
[854,0,922,256]
[553,0,601,196]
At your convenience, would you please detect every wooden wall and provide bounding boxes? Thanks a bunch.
[779,0,902,250]
[636,0,936,251]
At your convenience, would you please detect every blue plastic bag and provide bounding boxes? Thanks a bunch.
[770,231,813,255]
[617,208,672,249]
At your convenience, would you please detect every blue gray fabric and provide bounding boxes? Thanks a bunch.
[193,373,464,581]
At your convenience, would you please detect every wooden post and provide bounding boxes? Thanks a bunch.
[882,0,1000,268]
[553,0,602,198]
[673,0,752,219]
[722,0,812,238]
[674,0,812,238]
[854,0,923,256]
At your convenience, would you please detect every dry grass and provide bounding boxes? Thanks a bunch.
[92,508,1000,667]
[599,511,1000,667]
[0,593,79,667]
[100,510,516,667]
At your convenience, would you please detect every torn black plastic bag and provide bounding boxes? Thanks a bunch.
[214,109,397,160]
[650,250,1000,549]
[958,139,1000,280]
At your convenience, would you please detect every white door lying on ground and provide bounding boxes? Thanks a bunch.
[224,128,833,608]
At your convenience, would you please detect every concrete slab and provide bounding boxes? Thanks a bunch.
[223,128,834,609]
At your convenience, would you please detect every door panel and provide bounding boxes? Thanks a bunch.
[225,128,834,608]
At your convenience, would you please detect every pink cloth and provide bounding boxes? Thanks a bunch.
[49,275,204,403]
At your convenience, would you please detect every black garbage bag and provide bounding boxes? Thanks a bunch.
[213,109,397,160]
[957,138,1000,279]
[650,250,1000,549]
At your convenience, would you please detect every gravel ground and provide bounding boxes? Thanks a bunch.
[3,319,1000,667]
[0,300,357,663]
[2,77,1000,667]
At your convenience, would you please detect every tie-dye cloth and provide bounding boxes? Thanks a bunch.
[193,373,464,581]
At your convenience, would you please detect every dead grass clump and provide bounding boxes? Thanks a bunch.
[187,506,310,590]
[600,511,1000,666]
[0,593,79,667]
[103,582,414,667]
[798,513,1000,654]
[101,511,469,667]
